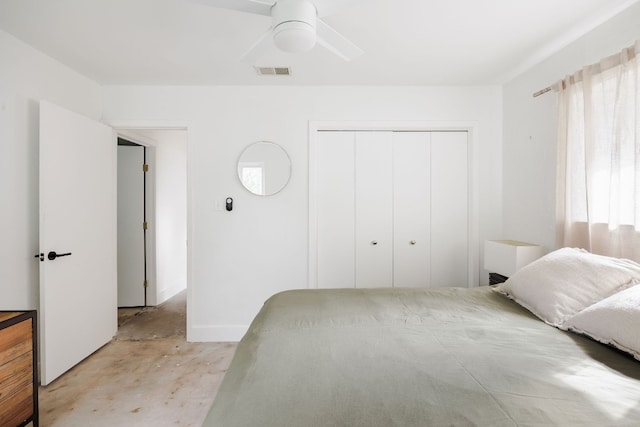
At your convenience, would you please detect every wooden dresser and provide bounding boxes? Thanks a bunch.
[0,311,38,427]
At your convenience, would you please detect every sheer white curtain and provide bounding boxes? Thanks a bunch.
[556,41,640,262]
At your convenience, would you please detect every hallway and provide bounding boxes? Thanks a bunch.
[35,292,237,426]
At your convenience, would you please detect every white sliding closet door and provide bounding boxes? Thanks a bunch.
[393,132,431,287]
[431,132,468,286]
[316,131,356,288]
[313,129,469,289]
[355,132,394,288]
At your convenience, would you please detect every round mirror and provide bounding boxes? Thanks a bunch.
[237,141,291,196]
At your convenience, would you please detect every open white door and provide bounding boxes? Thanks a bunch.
[39,101,117,386]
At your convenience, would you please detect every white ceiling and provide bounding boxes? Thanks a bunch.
[0,0,637,86]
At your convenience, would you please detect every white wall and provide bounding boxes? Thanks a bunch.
[0,29,103,310]
[103,85,503,341]
[502,2,640,251]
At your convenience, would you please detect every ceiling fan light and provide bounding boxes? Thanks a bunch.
[273,21,317,53]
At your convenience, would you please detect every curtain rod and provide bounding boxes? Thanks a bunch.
[534,80,568,98]
[533,41,638,98]
[532,86,552,98]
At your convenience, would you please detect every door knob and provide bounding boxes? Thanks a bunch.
[47,251,72,261]
[371,240,378,245]
[410,240,416,245]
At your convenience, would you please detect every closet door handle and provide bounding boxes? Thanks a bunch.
[410,240,416,245]
[371,240,378,246]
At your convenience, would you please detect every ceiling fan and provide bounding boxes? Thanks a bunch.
[192,0,364,62]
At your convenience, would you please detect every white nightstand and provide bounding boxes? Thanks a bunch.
[484,240,545,284]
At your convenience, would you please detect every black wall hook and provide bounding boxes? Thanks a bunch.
[226,197,233,211]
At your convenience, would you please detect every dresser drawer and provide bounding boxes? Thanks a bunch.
[0,312,38,427]
[0,381,34,427]
[0,320,32,363]
[0,352,33,401]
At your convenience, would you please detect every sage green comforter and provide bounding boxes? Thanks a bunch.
[203,287,640,426]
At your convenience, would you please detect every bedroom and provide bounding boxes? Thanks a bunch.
[1,0,640,425]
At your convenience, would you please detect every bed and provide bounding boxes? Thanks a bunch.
[203,248,640,426]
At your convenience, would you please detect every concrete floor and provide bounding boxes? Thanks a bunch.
[34,291,237,427]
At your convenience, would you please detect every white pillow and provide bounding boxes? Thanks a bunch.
[493,247,640,328]
[565,284,640,360]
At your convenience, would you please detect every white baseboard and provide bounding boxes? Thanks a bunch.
[187,324,248,342]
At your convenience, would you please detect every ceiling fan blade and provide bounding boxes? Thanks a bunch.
[240,27,274,63]
[190,0,273,16]
[316,19,363,61]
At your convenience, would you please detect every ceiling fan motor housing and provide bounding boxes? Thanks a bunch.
[272,0,317,53]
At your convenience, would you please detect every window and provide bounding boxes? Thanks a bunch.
[556,41,640,261]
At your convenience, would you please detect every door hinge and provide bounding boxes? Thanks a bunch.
[142,163,149,172]
[143,221,148,230]
[143,279,149,288]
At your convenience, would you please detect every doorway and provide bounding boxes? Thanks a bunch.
[117,138,148,307]
[116,128,188,311]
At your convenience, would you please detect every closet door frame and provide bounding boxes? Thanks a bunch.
[308,121,480,289]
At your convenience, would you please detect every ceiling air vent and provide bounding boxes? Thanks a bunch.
[255,66,291,76]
